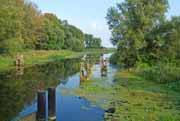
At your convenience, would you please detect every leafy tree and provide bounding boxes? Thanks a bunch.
[0,0,24,53]
[107,0,169,68]
[37,13,65,50]
[159,16,180,60]
[63,21,84,51]
[84,34,102,48]
[22,1,44,49]
[93,37,102,48]
[0,0,89,53]
[84,34,93,48]
[0,0,44,53]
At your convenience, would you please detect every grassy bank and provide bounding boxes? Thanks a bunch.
[0,48,114,72]
[0,50,78,72]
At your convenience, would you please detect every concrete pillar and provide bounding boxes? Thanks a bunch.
[48,87,56,120]
[37,91,46,121]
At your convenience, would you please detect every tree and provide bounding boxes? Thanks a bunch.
[0,0,44,53]
[84,34,102,48]
[0,0,24,53]
[84,34,93,48]
[36,13,65,50]
[0,0,87,53]
[63,21,84,51]
[93,37,102,48]
[159,17,180,60]
[107,0,169,67]
[22,1,44,49]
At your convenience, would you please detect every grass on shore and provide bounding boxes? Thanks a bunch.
[0,50,78,71]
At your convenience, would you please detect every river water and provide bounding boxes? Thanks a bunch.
[1,53,180,121]
[0,53,117,121]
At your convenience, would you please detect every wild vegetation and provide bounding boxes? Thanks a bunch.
[106,0,180,83]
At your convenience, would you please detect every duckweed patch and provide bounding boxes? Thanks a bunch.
[62,71,180,121]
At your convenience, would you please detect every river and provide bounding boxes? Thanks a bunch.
[0,53,117,121]
[0,53,180,121]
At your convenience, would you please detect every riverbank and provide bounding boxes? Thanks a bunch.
[61,64,180,121]
[0,48,114,72]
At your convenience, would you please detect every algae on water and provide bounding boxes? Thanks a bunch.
[61,67,180,121]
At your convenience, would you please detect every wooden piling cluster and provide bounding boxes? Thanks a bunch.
[48,87,56,120]
[80,54,108,82]
[16,54,24,67]
[37,87,56,121]
[80,62,92,82]
[15,54,24,76]
[37,91,46,121]
[100,55,108,76]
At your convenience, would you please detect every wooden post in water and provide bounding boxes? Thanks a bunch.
[48,87,56,121]
[37,91,46,121]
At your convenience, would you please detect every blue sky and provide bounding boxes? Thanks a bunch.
[30,0,180,47]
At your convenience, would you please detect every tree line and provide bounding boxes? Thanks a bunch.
[0,0,102,54]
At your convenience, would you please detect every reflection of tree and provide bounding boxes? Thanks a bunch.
[0,58,80,121]
[80,54,102,82]
[85,54,101,65]
[0,72,26,121]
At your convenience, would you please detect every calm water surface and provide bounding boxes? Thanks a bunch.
[1,53,179,121]
[0,53,116,121]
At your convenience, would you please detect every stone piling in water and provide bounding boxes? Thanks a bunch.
[48,87,56,121]
[16,54,24,67]
[37,90,46,121]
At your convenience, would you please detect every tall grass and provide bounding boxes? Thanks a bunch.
[137,62,180,83]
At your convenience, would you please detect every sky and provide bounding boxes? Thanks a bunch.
[30,0,180,47]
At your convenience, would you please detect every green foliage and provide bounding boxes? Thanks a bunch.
[63,21,85,51]
[0,0,23,40]
[84,34,102,48]
[0,0,24,53]
[0,0,95,54]
[107,0,169,68]
[36,13,65,50]
[107,0,180,98]
[22,2,44,49]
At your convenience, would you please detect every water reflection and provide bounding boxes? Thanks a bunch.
[0,58,80,121]
[0,53,112,121]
